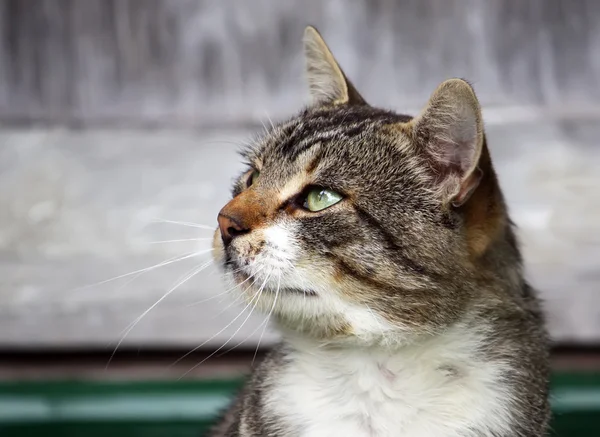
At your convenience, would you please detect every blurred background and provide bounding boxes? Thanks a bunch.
[0,0,599,436]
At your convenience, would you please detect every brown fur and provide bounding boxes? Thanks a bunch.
[209,26,549,437]
[460,142,506,257]
[220,187,278,230]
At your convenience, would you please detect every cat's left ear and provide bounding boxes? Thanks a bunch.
[303,26,367,106]
[410,79,485,207]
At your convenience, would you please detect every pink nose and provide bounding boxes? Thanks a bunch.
[217,212,249,246]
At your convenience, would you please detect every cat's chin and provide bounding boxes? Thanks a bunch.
[212,243,312,299]
[227,268,318,298]
[275,318,415,349]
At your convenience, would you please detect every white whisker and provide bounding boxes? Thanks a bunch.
[106,259,213,369]
[148,237,214,244]
[74,249,211,293]
[202,138,254,149]
[178,269,273,379]
[169,271,270,371]
[168,278,262,367]
[118,258,214,337]
[182,290,229,309]
[205,268,265,318]
[252,270,280,365]
[151,218,215,230]
[186,269,258,308]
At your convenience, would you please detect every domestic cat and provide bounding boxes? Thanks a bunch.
[209,26,549,437]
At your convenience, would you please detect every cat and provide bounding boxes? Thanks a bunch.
[209,26,549,437]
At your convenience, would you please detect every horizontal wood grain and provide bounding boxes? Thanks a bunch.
[0,115,598,347]
[0,0,599,126]
[0,0,598,347]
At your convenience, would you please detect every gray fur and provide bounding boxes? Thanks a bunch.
[209,28,549,437]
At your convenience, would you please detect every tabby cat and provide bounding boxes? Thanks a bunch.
[209,26,549,437]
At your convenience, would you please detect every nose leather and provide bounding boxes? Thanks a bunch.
[217,213,248,246]
[217,189,271,246]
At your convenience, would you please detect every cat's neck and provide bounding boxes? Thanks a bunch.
[280,316,487,365]
[267,321,516,437]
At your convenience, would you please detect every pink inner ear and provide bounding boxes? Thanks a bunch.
[427,138,473,185]
[415,82,483,201]
[452,167,483,207]
[437,138,477,175]
[424,98,480,179]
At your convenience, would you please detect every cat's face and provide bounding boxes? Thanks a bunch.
[213,27,503,345]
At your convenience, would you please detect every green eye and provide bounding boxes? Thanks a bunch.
[304,187,343,212]
[247,170,260,187]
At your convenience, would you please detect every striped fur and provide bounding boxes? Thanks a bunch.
[209,26,549,437]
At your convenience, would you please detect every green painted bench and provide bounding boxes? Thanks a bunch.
[1,373,599,436]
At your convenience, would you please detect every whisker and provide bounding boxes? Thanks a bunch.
[201,138,254,149]
[117,258,215,336]
[206,261,248,281]
[110,270,147,297]
[74,249,212,293]
[178,269,273,379]
[106,259,213,369]
[214,318,266,359]
[168,279,261,367]
[148,238,214,244]
[112,259,214,335]
[186,269,258,308]
[227,264,253,277]
[219,270,280,361]
[208,289,248,320]
[169,271,269,370]
[151,218,215,230]
[204,263,244,285]
[253,271,280,365]
[182,290,230,309]
[204,268,265,318]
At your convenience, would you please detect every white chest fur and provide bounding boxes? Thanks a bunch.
[266,328,516,437]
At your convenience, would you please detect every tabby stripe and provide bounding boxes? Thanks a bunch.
[353,206,428,277]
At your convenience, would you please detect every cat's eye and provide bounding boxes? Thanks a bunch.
[303,187,343,212]
[247,170,260,187]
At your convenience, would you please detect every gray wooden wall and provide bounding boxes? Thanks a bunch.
[1,0,599,126]
[0,0,599,349]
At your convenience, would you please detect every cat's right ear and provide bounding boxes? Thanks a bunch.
[409,79,485,207]
[303,26,367,106]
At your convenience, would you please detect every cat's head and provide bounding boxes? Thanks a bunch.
[212,26,513,346]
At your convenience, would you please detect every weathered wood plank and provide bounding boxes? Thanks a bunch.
[0,116,598,347]
[0,0,599,126]
[0,0,598,347]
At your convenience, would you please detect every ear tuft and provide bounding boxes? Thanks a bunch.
[303,26,366,106]
[412,79,484,205]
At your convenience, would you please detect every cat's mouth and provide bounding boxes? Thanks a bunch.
[217,228,317,297]
[265,286,318,297]
[224,259,318,297]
